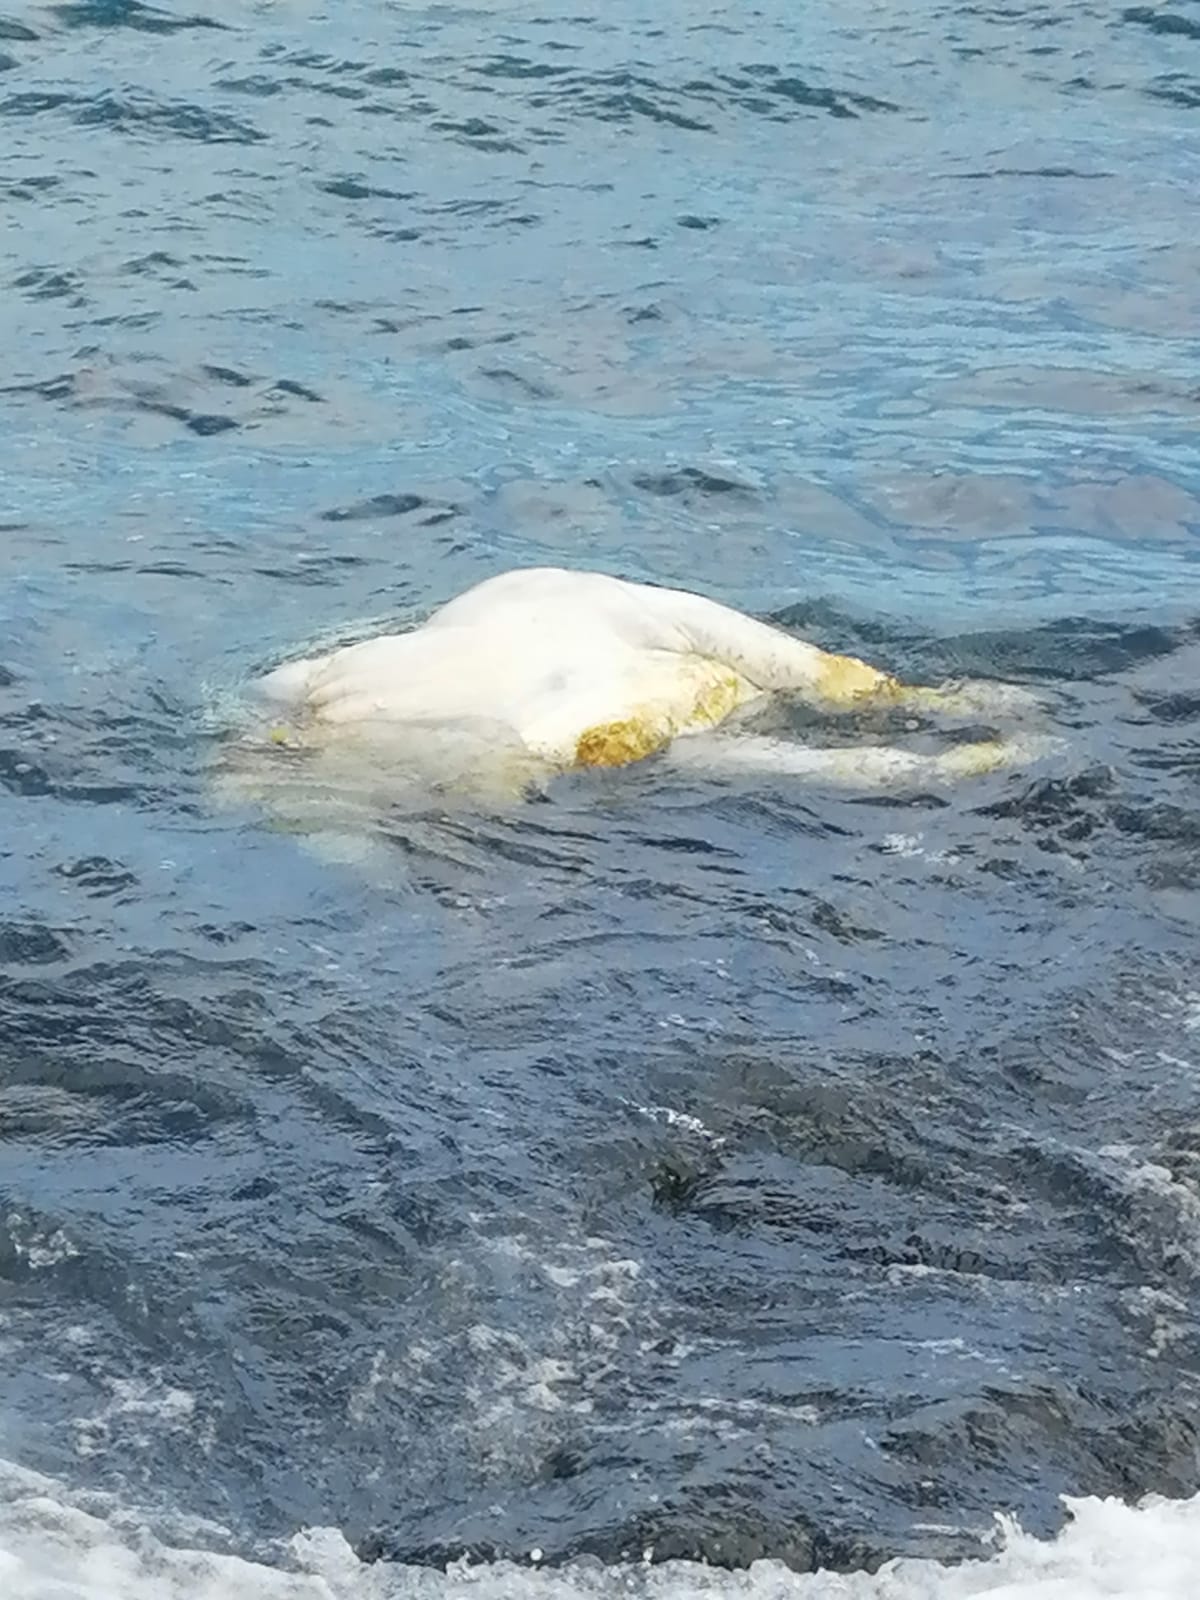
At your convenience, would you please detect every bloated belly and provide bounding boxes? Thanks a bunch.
[241,636,762,806]
[572,654,761,769]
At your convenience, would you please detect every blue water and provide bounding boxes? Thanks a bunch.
[3,0,1200,1581]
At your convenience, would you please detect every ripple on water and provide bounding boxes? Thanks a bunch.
[2,0,1200,1584]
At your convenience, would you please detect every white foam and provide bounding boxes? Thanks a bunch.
[637,1104,726,1146]
[71,1374,201,1461]
[1,1458,1198,1600]
[340,1230,652,1482]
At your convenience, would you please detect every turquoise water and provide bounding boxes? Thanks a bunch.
[2,0,1200,1588]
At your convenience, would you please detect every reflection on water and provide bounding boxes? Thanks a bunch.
[2,0,1200,1587]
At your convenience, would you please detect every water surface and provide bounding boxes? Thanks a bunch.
[2,0,1200,1589]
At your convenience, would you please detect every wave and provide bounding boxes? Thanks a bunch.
[0,1456,1196,1598]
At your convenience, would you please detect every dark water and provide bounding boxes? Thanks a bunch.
[2,0,1200,1582]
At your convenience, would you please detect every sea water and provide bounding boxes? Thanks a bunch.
[2,2,1200,1595]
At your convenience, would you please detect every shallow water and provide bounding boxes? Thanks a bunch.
[2,1,1200,1593]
